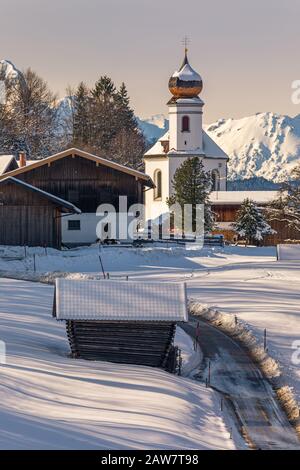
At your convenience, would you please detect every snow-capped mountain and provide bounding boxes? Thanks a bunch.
[205,112,300,182]
[0,59,26,90]
[136,114,169,143]
[139,112,300,182]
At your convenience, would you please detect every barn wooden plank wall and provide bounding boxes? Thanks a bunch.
[0,181,61,247]
[66,320,176,369]
[17,155,144,212]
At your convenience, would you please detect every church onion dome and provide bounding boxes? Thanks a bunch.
[168,50,203,98]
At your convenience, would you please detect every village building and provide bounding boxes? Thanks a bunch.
[144,49,228,223]
[0,148,153,247]
[0,176,81,248]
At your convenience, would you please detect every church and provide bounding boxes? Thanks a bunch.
[144,49,228,222]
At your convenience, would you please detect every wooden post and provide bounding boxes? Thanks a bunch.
[264,328,267,351]
[98,255,105,279]
[33,254,36,272]
[107,272,110,279]
[221,398,223,411]
[208,360,211,385]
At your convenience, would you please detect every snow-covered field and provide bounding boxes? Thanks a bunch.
[0,277,234,450]
[0,243,299,448]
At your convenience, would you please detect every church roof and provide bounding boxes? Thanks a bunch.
[144,131,228,160]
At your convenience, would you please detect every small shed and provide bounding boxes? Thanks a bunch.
[0,176,81,248]
[53,279,188,370]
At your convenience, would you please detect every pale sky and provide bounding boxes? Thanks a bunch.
[1,0,300,123]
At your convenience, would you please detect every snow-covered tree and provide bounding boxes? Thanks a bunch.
[266,164,300,233]
[167,157,214,233]
[0,67,57,158]
[234,198,275,246]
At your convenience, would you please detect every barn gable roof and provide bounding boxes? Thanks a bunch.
[0,176,81,213]
[0,148,154,187]
[54,279,188,322]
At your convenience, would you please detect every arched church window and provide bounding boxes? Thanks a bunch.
[212,169,220,191]
[181,115,190,132]
[154,169,162,200]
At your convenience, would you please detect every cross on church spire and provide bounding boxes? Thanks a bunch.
[182,35,190,54]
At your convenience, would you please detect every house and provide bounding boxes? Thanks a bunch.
[144,49,228,223]
[0,148,154,247]
[53,279,188,371]
[0,176,80,248]
[211,190,299,245]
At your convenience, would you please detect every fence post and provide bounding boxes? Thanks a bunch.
[264,328,267,351]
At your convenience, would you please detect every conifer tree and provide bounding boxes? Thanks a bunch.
[73,82,90,147]
[234,198,275,246]
[167,157,214,233]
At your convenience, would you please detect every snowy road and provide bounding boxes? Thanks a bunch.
[182,318,299,450]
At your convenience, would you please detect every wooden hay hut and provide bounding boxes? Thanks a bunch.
[53,279,188,371]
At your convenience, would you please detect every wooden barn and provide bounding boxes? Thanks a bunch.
[210,190,300,245]
[53,279,188,371]
[0,177,81,248]
[0,148,154,247]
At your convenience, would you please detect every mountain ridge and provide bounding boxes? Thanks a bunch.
[139,112,300,183]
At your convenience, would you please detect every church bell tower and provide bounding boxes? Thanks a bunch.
[168,48,204,155]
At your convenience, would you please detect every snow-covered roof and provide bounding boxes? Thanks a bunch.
[0,148,154,187]
[54,279,188,322]
[202,131,228,159]
[0,155,17,175]
[144,130,228,159]
[210,191,278,205]
[172,62,202,83]
[0,176,81,213]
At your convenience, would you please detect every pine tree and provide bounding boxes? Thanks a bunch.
[73,82,90,147]
[91,76,118,151]
[234,198,275,246]
[167,157,214,233]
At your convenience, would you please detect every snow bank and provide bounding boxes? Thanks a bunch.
[189,301,300,432]
[277,244,300,261]
[174,327,203,377]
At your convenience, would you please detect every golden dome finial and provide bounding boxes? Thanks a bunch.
[168,38,203,99]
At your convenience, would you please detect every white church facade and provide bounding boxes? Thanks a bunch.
[144,50,228,222]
